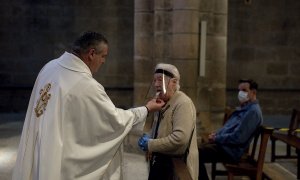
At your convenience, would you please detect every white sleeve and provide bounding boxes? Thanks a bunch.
[129,106,148,131]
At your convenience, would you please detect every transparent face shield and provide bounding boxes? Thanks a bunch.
[145,72,170,101]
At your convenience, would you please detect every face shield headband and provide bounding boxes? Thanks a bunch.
[154,69,174,78]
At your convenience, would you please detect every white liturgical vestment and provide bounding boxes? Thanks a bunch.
[12,52,148,180]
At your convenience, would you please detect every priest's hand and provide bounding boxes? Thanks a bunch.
[145,98,165,112]
[138,134,151,151]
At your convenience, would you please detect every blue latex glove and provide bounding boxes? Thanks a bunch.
[138,134,150,151]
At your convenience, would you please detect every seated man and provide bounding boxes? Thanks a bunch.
[198,79,263,180]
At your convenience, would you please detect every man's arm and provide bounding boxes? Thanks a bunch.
[130,98,165,130]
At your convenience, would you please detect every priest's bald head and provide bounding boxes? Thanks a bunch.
[153,63,181,101]
[72,31,109,74]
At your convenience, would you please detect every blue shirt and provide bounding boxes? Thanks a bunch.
[214,100,263,161]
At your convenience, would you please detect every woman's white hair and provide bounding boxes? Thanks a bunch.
[155,63,181,90]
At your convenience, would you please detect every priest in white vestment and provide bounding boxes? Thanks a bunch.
[12,31,165,180]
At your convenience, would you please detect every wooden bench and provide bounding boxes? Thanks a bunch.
[270,108,300,179]
[263,162,296,180]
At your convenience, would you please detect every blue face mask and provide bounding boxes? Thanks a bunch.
[238,91,249,103]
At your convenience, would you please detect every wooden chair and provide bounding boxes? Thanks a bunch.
[224,126,273,180]
[270,108,300,179]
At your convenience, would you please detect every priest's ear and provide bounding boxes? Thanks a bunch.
[85,48,97,63]
[88,48,97,57]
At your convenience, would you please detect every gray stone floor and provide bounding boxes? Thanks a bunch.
[0,113,149,180]
[0,113,298,180]
[0,114,23,180]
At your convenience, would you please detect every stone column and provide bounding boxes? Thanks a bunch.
[134,0,154,106]
[171,0,200,99]
[153,0,172,64]
[171,0,201,139]
[134,0,228,143]
[197,0,228,138]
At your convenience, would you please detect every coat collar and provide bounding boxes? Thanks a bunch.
[165,91,181,106]
[237,100,259,111]
[57,52,92,76]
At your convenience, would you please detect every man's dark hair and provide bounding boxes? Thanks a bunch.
[238,79,258,90]
[72,31,108,55]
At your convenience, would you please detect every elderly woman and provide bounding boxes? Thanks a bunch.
[138,63,199,180]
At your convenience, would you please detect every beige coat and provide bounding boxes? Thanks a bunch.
[148,91,199,180]
[12,52,148,180]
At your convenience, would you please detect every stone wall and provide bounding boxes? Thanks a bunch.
[227,0,300,116]
[1,0,299,120]
[0,0,134,112]
[134,0,228,144]
[197,0,228,134]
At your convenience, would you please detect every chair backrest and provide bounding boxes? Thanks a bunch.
[288,109,300,135]
[248,126,261,161]
[250,126,274,179]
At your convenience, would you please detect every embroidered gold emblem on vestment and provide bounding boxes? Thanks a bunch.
[34,83,52,118]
